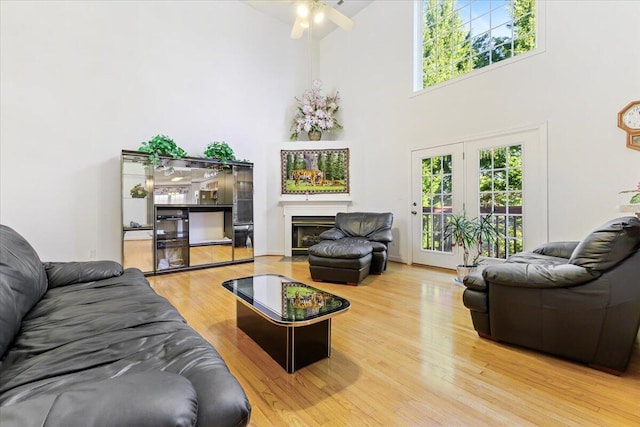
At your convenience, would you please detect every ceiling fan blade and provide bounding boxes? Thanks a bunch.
[290,16,306,39]
[325,5,354,31]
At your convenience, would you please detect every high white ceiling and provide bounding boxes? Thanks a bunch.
[242,0,372,39]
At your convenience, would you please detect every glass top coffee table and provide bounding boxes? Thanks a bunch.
[222,274,351,373]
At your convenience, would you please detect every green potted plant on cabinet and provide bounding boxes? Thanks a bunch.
[203,141,250,164]
[444,211,499,283]
[138,134,188,167]
[203,141,236,163]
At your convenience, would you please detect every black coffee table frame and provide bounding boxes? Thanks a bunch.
[222,274,350,373]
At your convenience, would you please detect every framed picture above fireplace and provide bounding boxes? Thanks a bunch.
[281,148,350,195]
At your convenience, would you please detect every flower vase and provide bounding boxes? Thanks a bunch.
[308,130,322,141]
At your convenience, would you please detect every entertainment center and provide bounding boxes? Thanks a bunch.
[121,150,254,274]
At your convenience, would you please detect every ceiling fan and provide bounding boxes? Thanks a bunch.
[248,0,355,39]
[290,0,354,39]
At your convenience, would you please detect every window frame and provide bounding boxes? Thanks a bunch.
[412,0,546,95]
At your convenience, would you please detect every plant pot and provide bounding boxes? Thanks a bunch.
[455,265,477,284]
[308,130,322,141]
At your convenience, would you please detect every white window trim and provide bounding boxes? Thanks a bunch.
[412,0,547,96]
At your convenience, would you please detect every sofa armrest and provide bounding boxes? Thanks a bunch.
[368,229,393,243]
[463,271,486,291]
[44,261,124,288]
[483,263,599,288]
[319,228,346,240]
[531,241,579,259]
[0,372,197,427]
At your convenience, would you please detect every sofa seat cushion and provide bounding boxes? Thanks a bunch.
[0,372,198,427]
[506,251,569,266]
[309,253,372,270]
[309,238,373,259]
[0,268,251,426]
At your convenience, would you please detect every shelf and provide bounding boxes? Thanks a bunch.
[190,238,233,247]
[123,226,153,231]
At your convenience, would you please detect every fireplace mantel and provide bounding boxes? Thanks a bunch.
[281,200,350,257]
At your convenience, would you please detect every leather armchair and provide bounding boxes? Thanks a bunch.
[319,212,393,273]
[462,216,640,374]
[308,212,393,284]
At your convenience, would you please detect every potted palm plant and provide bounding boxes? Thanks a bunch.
[444,211,499,283]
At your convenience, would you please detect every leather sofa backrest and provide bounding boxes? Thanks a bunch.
[569,216,640,271]
[0,225,48,357]
[334,212,393,240]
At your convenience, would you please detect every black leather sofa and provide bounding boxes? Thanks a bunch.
[308,212,393,284]
[462,216,640,374]
[0,225,251,426]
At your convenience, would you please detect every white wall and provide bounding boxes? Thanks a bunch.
[1,1,307,261]
[319,0,640,263]
[3,1,639,263]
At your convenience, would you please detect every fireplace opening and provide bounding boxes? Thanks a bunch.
[291,216,335,255]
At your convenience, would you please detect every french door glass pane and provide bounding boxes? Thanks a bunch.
[478,145,523,259]
[422,155,453,252]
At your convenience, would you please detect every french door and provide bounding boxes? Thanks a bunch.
[411,127,547,269]
[410,144,464,269]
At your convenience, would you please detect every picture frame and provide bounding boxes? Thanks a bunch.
[280,148,350,195]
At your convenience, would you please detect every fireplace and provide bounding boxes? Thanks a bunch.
[291,216,335,255]
[281,202,350,257]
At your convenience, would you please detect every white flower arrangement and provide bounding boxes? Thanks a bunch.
[290,80,342,140]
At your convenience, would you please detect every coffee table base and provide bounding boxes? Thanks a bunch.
[236,301,331,373]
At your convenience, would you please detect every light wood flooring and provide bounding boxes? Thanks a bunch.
[147,256,640,426]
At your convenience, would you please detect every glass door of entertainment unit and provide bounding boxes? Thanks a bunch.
[121,152,154,273]
[233,164,254,261]
[155,207,189,271]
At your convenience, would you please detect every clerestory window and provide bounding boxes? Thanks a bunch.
[415,0,537,91]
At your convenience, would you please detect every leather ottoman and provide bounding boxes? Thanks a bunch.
[308,238,373,284]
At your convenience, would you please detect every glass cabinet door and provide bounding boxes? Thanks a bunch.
[121,153,154,273]
[122,153,153,228]
[234,165,253,224]
[234,224,254,261]
[155,207,189,271]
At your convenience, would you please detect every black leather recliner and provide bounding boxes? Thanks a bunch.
[462,216,640,374]
[308,212,393,284]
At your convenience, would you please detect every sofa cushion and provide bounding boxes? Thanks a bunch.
[532,241,579,259]
[334,212,393,241]
[569,216,640,271]
[0,225,47,358]
[0,372,198,427]
[507,251,570,266]
[44,261,123,288]
[309,238,373,259]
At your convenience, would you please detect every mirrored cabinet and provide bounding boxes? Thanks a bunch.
[121,150,254,275]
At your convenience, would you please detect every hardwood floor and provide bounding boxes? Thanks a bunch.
[147,256,640,426]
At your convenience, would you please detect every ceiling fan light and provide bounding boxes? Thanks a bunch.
[313,10,325,24]
[300,19,310,28]
[297,3,309,18]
